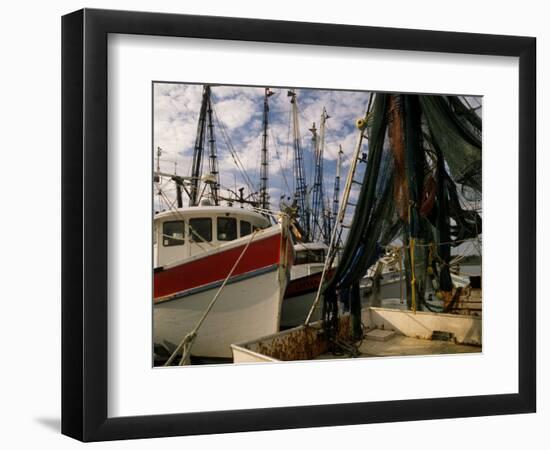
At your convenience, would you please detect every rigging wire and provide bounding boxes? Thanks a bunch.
[269,126,292,196]
[211,108,258,201]
[285,105,293,194]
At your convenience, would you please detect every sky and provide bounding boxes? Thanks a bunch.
[153,82,372,212]
[152,83,482,257]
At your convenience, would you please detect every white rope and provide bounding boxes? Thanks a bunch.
[164,230,259,366]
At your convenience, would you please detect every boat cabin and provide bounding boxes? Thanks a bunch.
[154,206,271,267]
[291,242,328,279]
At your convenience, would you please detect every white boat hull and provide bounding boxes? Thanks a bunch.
[155,266,286,358]
[280,290,322,329]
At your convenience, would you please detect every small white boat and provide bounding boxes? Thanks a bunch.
[361,259,481,315]
[154,205,293,359]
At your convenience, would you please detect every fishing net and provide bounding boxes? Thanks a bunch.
[323,94,398,342]
[322,93,482,343]
[420,95,482,192]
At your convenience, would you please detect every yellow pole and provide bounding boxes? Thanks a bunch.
[399,246,404,304]
[409,237,417,313]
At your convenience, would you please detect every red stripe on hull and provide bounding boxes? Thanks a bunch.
[154,233,283,301]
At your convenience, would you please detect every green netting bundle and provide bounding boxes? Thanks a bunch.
[420,96,482,192]
[322,93,482,344]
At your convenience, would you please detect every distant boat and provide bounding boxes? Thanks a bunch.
[360,258,481,316]
[281,242,332,328]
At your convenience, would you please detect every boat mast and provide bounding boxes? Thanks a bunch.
[189,85,220,206]
[189,86,209,206]
[330,144,344,239]
[288,89,310,241]
[311,108,329,243]
[309,122,318,239]
[259,88,274,211]
[206,91,220,205]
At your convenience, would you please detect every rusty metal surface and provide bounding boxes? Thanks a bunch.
[442,286,482,315]
[248,315,352,361]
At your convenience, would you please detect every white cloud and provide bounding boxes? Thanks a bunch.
[213,97,256,130]
[153,82,371,209]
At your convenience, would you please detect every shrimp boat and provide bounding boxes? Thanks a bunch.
[153,85,294,360]
[154,203,293,359]
[153,86,345,359]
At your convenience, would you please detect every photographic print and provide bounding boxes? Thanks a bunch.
[61,10,536,440]
[152,83,482,367]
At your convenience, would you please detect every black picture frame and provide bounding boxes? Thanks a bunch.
[62,8,536,442]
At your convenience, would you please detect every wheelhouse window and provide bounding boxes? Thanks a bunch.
[240,220,251,237]
[162,221,184,247]
[295,249,325,265]
[189,218,212,242]
[217,217,237,241]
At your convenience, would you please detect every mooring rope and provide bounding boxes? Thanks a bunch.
[164,229,259,366]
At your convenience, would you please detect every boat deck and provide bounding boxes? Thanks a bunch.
[314,334,481,360]
[231,307,482,364]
